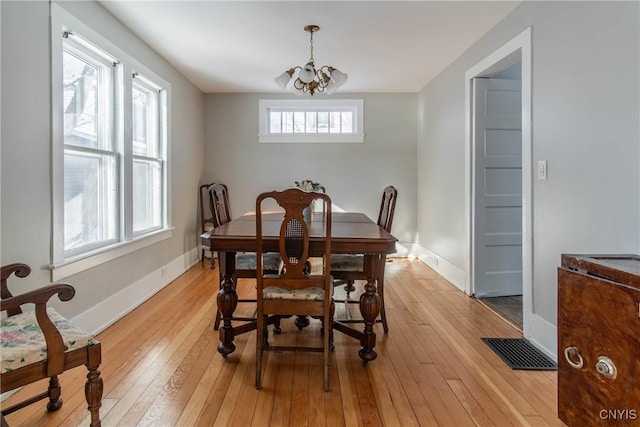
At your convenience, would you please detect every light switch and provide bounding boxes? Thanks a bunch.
[537,160,548,180]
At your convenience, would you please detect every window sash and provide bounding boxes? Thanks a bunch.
[63,35,119,256]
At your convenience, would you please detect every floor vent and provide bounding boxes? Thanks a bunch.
[481,338,556,370]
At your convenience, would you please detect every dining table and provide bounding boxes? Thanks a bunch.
[200,210,397,363]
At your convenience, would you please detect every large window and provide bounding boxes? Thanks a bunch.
[52,5,170,279]
[258,99,364,143]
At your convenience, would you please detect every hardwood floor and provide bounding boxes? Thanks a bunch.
[2,258,564,426]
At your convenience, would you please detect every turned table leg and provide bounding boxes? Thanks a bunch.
[358,254,380,363]
[217,251,238,357]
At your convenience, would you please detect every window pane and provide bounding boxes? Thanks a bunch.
[305,112,317,133]
[317,112,329,133]
[133,158,162,233]
[282,112,293,133]
[329,112,341,133]
[341,112,353,133]
[132,82,158,157]
[63,50,100,149]
[293,111,305,133]
[269,111,281,133]
[64,151,117,253]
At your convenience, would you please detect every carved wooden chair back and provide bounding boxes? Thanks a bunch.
[208,183,232,227]
[255,188,333,391]
[377,185,398,233]
[199,182,215,263]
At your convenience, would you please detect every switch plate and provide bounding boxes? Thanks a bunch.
[537,160,548,180]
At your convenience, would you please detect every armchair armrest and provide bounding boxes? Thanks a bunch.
[1,263,31,315]
[1,283,76,376]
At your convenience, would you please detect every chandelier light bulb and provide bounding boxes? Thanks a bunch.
[274,69,294,89]
[298,63,316,84]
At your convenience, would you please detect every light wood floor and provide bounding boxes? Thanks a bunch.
[2,258,564,426]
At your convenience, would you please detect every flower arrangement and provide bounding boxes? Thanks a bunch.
[294,180,322,192]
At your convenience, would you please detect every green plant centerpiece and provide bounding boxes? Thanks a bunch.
[294,180,322,192]
[294,180,323,221]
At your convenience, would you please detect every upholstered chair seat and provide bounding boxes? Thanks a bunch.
[235,252,281,272]
[329,254,364,272]
[1,308,97,374]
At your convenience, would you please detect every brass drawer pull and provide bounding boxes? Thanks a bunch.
[564,346,584,369]
[596,356,617,379]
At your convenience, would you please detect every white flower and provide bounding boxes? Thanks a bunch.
[294,180,322,192]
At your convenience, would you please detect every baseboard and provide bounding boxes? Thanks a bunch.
[408,244,466,292]
[525,313,558,362]
[71,247,200,335]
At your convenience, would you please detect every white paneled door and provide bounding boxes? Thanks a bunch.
[473,78,522,297]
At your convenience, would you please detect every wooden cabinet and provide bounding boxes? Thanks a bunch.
[558,254,640,426]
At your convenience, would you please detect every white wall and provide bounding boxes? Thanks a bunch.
[203,93,418,247]
[0,1,205,322]
[417,1,639,346]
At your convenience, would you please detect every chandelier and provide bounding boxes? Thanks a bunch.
[274,25,348,96]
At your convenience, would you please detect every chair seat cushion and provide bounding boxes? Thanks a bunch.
[263,286,325,301]
[330,254,364,272]
[236,252,281,271]
[1,308,98,374]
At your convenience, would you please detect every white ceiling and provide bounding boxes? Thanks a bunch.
[98,1,521,93]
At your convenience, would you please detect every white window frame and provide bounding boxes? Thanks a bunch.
[51,4,172,281]
[258,99,364,143]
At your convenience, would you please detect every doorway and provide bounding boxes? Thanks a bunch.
[464,28,532,335]
[472,71,523,328]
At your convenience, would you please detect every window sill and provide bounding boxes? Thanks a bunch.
[50,228,174,281]
[258,133,365,144]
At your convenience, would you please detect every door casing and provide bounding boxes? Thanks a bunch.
[464,27,533,336]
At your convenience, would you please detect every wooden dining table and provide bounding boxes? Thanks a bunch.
[201,211,397,362]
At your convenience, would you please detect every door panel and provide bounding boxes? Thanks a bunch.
[473,78,522,297]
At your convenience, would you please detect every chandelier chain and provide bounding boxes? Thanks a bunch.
[309,29,315,63]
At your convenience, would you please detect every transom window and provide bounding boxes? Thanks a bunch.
[258,99,364,143]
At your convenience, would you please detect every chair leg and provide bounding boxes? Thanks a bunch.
[255,317,264,390]
[213,309,222,331]
[46,376,63,412]
[323,304,333,392]
[378,271,389,334]
[344,280,356,298]
[85,365,103,427]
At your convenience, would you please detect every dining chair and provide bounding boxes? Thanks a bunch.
[255,188,334,391]
[0,263,103,427]
[199,182,216,265]
[208,183,281,330]
[331,185,397,333]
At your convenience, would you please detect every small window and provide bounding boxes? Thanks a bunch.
[258,99,364,143]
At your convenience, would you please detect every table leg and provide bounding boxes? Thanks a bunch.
[217,251,237,357]
[358,254,380,362]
